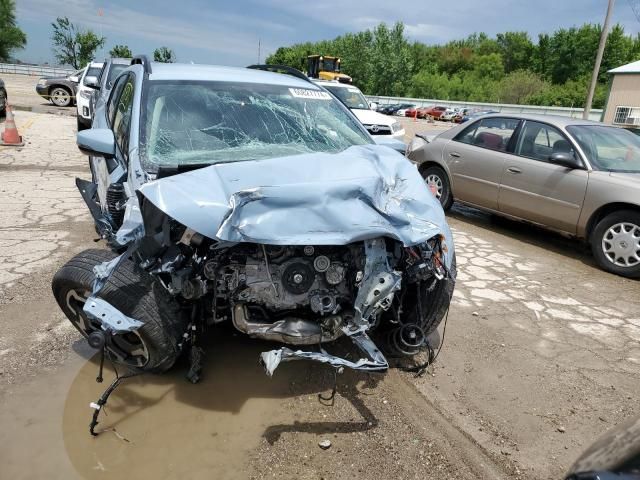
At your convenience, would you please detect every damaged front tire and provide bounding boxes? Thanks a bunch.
[52,249,187,372]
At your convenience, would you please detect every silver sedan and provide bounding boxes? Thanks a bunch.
[407,113,640,278]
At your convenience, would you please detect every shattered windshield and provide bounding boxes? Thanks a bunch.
[139,81,371,172]
[325,85,370,110]
[568,125,640,173]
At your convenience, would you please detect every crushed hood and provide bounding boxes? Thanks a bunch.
[137,145,452,251]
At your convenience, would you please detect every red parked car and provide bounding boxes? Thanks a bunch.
[416,107,433,119]
[404,107,417,117]
[423,106,448,119]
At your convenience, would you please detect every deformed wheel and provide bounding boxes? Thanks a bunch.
[52,249,187,372]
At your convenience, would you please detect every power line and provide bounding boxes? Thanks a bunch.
[627,0,640,23]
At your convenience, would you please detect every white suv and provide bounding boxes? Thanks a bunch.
[314,80,405,141]
[76,61,104,130]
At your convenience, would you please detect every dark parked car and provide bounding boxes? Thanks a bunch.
[0,78,6,115]
[378,103,413,115]
[35,69,83,107]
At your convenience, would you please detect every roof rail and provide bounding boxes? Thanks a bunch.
[131,55,152,74]
[247,64,312,84]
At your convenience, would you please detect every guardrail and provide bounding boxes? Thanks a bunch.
[365,95,604,122]
[0,63,76,77]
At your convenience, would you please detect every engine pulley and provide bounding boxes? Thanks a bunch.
[282,262,315,295]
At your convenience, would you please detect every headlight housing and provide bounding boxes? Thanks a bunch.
[391,121,401,133]
[405,136,428,159]
[37,79,46,86]
[79,90,93,99]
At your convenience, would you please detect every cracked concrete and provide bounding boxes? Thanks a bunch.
[412,207,640,479]
[0,109,637,480]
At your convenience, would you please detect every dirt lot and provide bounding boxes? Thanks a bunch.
[0,84,638,480]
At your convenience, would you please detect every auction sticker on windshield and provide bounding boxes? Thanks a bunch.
[289,88,332,100]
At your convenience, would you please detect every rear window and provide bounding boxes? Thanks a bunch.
[454,118,520,152]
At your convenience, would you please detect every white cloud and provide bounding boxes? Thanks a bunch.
[16,0,286,61]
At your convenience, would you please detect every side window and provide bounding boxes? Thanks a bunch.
[454,122,479,145]
[516,121,574,162]
[111,76,135,158]
[107,75,127,124]
[454,118,519,152]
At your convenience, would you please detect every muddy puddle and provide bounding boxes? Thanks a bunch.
[2,331,379,480]
[63,335,329,479]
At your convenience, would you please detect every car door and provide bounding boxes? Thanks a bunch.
[498,120,588,234]
[92,73,134,212]
[444,117,520,210]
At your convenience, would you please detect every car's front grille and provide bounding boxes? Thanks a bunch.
[364,124,392,135]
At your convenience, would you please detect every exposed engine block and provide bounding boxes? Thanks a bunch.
[210,245,354,316]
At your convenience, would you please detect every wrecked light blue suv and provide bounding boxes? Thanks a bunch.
[52,58,456,428]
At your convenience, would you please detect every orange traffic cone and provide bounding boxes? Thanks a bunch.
[1,105,24,147]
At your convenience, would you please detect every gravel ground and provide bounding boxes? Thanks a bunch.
[0,92,637,480]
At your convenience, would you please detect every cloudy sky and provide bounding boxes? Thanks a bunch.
[14,0,640,66]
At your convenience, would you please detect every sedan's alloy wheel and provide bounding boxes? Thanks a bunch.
[601,222,640,268]
[425,174,443,199]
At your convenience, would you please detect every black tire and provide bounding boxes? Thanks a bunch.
[399,255,457,335]
[421,165,453,211]
[77,116,89,131]
[49,86,72,107]
[590,210,640,278]
[52,249,187,372]
[0,89,6,117]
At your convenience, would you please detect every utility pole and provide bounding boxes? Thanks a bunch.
[584,0,615,119]
[258,39,261,64]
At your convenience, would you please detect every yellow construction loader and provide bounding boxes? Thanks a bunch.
[306,55,352,83]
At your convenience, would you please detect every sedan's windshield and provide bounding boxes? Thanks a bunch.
[567,125,640,173]
[140,81,371,171]
[324,85,369,110]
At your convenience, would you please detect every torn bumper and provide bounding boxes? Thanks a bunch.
[260,328,388,376]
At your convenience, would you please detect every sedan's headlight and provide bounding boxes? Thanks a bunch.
[391,121,401,133]
[79,90,93,99]
[37,79,46,86]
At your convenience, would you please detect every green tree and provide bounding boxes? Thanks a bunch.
[51,17,105,68]
[368,22,412,96]
[109,44,132,58]
[153,46,175,63]
[0,0,26,61]
[498,70,547,104]
[496,32,533,73]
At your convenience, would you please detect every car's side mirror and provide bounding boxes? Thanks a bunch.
[84,76,100,89]
[77,129,115,158]
[549,151,581,169]
[369,102,378,110]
